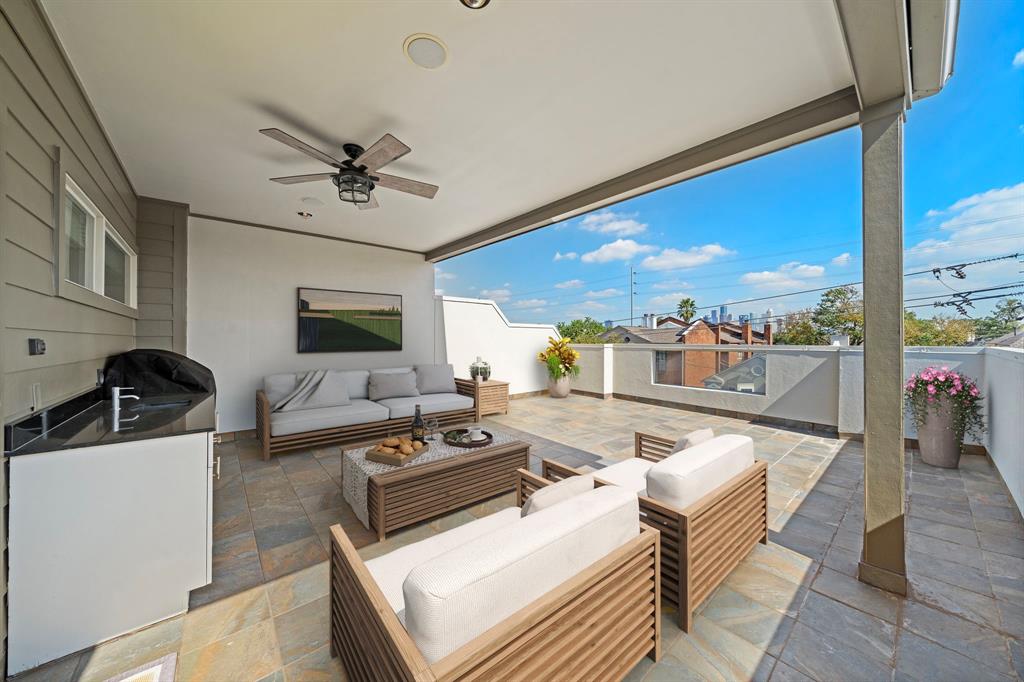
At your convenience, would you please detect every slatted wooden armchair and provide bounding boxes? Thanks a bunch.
[543,432,767,632]
[329,468,661,682]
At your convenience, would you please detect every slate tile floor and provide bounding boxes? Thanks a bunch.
[13,395,1024,681]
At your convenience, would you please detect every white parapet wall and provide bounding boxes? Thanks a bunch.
[436,296,558,395]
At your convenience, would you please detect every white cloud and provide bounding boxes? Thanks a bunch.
[831,252,852,266]
[925,208,942,218]
[1014,49,1024,68]
[480,288,511,303]
[740,261,826,289]
[564,300,612,318]
[510,298,547,308]
[585,288,623,299]
[579,210,647,237]
[648,292,690,308]
[651,278,692,291]
[581,239,658,263]
[555,278,584,289]
[434,267,456,281]
[553,251,579,261]
[640,243,735,271]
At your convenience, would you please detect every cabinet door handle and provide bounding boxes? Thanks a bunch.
[214,456,221,480]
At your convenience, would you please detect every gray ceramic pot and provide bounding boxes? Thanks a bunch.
[548,376,571,399]
[917,396,961,469]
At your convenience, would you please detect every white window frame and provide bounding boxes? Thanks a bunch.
[60,172,138,313]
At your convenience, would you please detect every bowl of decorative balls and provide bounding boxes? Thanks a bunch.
[364,436,429,466]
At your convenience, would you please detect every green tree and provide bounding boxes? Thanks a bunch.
[774,317,826,345]
[556,317,609,344]
[675,297,698,322]
[974,298,1022,340]
[904,313,973,346]
[811,286,864,344]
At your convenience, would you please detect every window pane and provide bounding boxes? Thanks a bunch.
[65,195,93,286]
[104,233,128,303]
[653,350,682,386]
[698,351,767,395]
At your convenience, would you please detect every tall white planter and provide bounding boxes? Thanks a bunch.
[548,376,571,398]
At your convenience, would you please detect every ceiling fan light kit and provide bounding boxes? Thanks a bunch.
[260,128,438,210]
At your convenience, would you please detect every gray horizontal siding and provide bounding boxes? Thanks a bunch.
[135,197,187,353]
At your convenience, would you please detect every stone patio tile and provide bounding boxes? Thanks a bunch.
[74,616,184,682]
[9,652,82,682]
[909,531,988,570]
[273,596,331,666]
[780,621,893,682]
[642,653,708,681]
[906,517,980,548]
[1010,638,1024,679]
[902,600,1014,676]
[672,615,776,681]
[822,544,859,578]
[811,567,900,624]
[266,561,329,616]
[259,535,328,581]
[250,499,307,530]
[973,502,1023,524]
[980,532,1024,559]
[798,591,895,665]
[976,517,1024,540]
[908,574,1002,630]
[986,552,1024,605]
[291,479,341,500]
[281,644,346,681]
[246,476,301,508]
[769,517,833,562]
[785,491,846,526]
[769,660,814,682]
[298,489,345,515]
[746,542,818,586]
[906,549,992,597]
[699,584,796,657]
[190,530,264,608]
[995,600,1024,638]
[724,562,809,619]
[213,480,254,539]
[177,620,282,682]
[181,585,271,654]
[908,505,976,531]
[894,630,1012,682]
[283,465,333,489]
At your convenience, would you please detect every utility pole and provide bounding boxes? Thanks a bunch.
[629,266,637,325]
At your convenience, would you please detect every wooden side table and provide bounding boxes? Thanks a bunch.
[475,378,510,417]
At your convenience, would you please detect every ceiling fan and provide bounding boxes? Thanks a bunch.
[259,128,438,210]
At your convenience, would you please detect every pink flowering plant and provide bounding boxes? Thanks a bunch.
[904,366,985,450]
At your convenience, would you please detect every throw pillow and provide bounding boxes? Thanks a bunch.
[521,474,594,517]
[415,364,457,395]
[671,428,715,453]
[369,370,420,401]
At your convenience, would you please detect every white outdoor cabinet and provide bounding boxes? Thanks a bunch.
[7,431,214,674]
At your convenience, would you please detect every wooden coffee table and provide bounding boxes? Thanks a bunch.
[364,438,530,541]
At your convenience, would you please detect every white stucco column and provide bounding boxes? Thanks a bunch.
[858,99,907,595]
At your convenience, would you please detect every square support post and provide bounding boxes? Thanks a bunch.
[858,98,908,595]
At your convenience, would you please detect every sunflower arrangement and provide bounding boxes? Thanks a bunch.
[537,336,581,380]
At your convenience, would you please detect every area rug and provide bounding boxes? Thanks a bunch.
[104,653,176,682]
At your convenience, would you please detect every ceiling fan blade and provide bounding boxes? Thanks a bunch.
[373,172,438,199]
[354,134,411,171]
[269,172,336,185]
[357,193,380,210]
[260,128,342,168]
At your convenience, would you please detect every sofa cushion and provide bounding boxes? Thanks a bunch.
[403,486,639,663]
[366,507,521,616]
[593,457,654,495]
[274,370,351,412]
[646,434,755,510]
[264,373,298,406]
[264,369,371,402]
[376,393,473,420]
[521,474,593,516]
[368,371,419,401]
[671,428,715,454]
[269,399,390,437]
[415,364,457,395]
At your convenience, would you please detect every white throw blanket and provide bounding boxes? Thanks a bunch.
[272,370,328,412]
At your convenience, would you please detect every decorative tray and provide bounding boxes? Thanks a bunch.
[365,442,429,466]
[443,429,494,448]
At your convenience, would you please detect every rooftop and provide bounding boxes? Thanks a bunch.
[16,396,1023,681]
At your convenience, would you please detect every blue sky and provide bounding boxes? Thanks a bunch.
[436,0,1023,326]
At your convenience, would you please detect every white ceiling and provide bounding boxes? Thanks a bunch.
[42,0,854,253]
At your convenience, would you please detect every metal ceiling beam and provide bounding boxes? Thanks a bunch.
[426,87,860,262]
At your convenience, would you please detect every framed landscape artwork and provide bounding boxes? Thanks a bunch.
[297,288,402,353]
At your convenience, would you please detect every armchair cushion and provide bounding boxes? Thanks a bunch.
[368,371,420,401]
[646,434,755,510]
[402,485,639,663]
[415,364,457,395]
[671,428,715,453]
[520,473,594,516]
[593,457,654,495]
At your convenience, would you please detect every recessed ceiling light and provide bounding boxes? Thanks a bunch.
[460,0,490,7]
[404,34,448,69]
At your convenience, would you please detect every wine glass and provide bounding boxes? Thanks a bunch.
[425,417,440,441]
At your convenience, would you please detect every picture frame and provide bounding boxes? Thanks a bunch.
[297,287,403,353]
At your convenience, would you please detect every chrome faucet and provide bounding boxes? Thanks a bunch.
[112,386,140,431]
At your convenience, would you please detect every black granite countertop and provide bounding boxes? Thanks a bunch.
[3,388,216,456]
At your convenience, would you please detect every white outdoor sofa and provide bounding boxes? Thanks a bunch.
[329,470,661,681]
[543,432,767,631]
[256,364,481,459]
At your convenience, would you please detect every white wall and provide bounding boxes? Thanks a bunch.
[983,348,1024,512]
[188,218,435,432]
[437,297,557,395]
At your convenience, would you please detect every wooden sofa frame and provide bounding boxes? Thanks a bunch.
[542,432,767,632]
[257,377,482,460]
[329,469,661,682]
